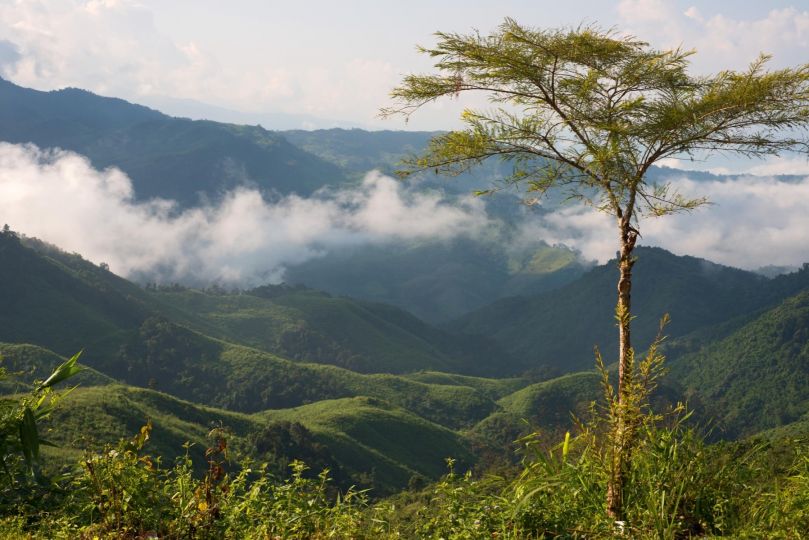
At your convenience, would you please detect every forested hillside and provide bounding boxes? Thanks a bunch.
[0,78,347,205]
[669,289,809,437]
[450,247,809,373]
[0,231,519,377]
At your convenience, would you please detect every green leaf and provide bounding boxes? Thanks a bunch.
[38,350,83,390]
[19,407,39,473]
[37,438,58,448]
[562,431,571,459]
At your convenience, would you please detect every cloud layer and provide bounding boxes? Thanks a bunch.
[2,142,808,284]
[523,174,809,270]
[0,142,488,284]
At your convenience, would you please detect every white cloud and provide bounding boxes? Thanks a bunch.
[1,141,807,282]
[747,155,809,176]
[683,6,702,21]
[657,154,809,176]
[617,3,809,73]
[0,143,489,285]
[521,174,809,269]
[0,0,419,127]
[516,206,617,264]
[617,0,673,24]
[0,0,185,95]
[657,158,732,175]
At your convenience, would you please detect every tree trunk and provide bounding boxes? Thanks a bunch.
[606,217,638,522]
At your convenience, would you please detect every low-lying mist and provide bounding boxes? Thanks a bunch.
[0,143,491,285]
[524,172,809,270]
[1,141,808,287]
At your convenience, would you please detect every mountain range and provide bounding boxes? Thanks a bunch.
[4,225,809,493]
[0,77,346,206]
[1,78,809,496]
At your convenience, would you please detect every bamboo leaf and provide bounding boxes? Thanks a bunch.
[38,350,83,390]
[19,407,39,474]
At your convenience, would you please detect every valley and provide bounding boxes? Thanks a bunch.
[1,74,809,537]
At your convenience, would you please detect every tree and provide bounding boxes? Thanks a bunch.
[382,19,809,521]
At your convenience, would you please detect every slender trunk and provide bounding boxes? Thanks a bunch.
[606,216,638,521]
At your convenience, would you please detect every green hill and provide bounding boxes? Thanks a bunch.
[147,284,520,376]
[32,311,499,430]
[0,234,506,431]
[0,231,152,359]
[470,372,602,450]
[180,343,500,430]
[0,78,347,205]
[668,289,809,438]
[40,384,472,495]
[0,343,113,392]
[256,396,474,489]
[41,384,257,465]
[450,247,800,374]
[496,372,602,424]
[284,238,586,324]
[755,410,809,440]
[0,231,518,381]
[402,371,529,400]
[0,230,515,436]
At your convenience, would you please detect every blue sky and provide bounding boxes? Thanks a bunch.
[2,1,809,171]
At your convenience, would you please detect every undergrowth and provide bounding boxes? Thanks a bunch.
[2,349,808,538]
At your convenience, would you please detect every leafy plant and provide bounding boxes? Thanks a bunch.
[76,421,169,537]
[0,351,82,515]
[414,457,515,539]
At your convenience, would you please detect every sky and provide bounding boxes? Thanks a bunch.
[2,0,809,135]
[2,1,809,280]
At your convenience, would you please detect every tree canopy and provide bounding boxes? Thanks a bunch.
[383,19,809,219]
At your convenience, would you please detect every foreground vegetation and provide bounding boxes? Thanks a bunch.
[2,355,808,539]
[4,410,809,538]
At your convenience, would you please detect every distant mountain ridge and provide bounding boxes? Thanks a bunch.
[0,77,348,206]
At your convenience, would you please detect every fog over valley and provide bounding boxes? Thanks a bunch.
[1,140,808,287]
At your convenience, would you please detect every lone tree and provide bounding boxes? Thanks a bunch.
[383,19,809,521]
